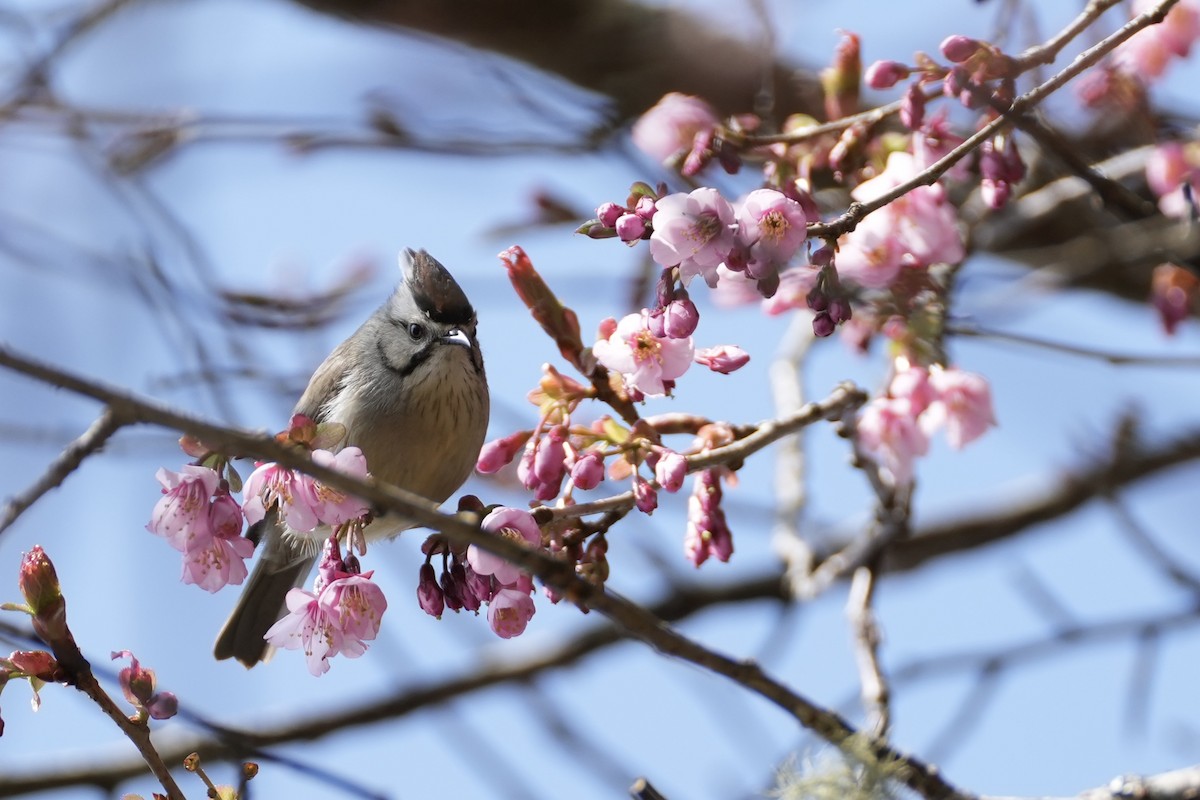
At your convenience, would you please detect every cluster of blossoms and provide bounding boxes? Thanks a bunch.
[585,184,809,301]
[856,361,997,488]
[263,538,387,676]
[147,415,390,674]
[147,464,252,592]
[147,415,372,595]
[418,507,543,639]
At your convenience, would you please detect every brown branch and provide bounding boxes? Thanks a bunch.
[0,343,966,800]
[878,421,1200,576]
[0,574,788,796]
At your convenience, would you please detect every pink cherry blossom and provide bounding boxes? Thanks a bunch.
[1113,0,1200,80]
[1145,142,1200,219]
[487,587,536,639]
[593,310,695,398]
[242,462,321,532]
[467,507,542,587]
[318,572,387,658]
[734,189,807,279]
[837,152,964,290]
[694,345,750,375]
[856,396,929,488]
[631,93,720,163]
[148,465,220,552]
[265,540,388,674]
[265,587,340,675]
[181,532,253,593]
[921,367,997,449]
[649,188,737,288]
[304,447,371,526]
[888,362,935,417]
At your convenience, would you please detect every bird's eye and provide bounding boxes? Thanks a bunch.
[407,323,426,341]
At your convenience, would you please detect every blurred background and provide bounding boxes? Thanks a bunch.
[2,1,1200,798]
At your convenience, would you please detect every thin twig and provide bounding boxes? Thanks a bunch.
[769,315,817,585]
[948,324,1200,367]
[0,407,124,537]
[847,566,890,737]
[544,381,867,522]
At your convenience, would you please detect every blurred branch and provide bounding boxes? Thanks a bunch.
[0,408,122,537]
[983,763,1200,800]
[847,566,890,738]
[289,0,821,122]
[875,420,1200,576]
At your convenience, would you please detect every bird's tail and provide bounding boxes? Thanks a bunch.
[214,515,315,667]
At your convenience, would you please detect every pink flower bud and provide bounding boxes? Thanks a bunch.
[615,213,647,243]
[694,345,750,375]
[633,477,658,514]
[570,451,605,491]
[828,298,853,324]
[659,298,700,339]
[812,311,836,337]
[464,564,495,605]
[940,34,980,63]
[900,82,926,130]
[653,451,688,493]
[864,59,910,89]
[146,692,178,720]
[18,546,61,618]
[451,562,480,613]
[7,650,59,682]
[477,430,532,474]
[417,563,445,618]
[634,196,657,220]
[597,202,624,228]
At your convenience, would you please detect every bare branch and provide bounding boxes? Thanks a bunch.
[0,408,124,537]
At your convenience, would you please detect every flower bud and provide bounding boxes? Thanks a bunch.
[417,563,445,618]
[18,546,61,617]
[653,451,688,493]
[476,431,530,474]
[864,60,910,90]
[828,298,853,324]
[615,213,646,243]
[634,196,657,220]
[812,310,836,337]
[940,34,980,63]
[596,202,623,228]
[694,345,750,375]
[633,477,658,514]
[146,692,178,721]
[900,82,926,130]
[452,562,480,613]
[570,451,605,491]
[661,298,699,339]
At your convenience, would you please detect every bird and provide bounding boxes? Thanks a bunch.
[215,248,489,667]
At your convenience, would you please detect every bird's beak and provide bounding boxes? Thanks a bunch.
[440,328,471,348]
